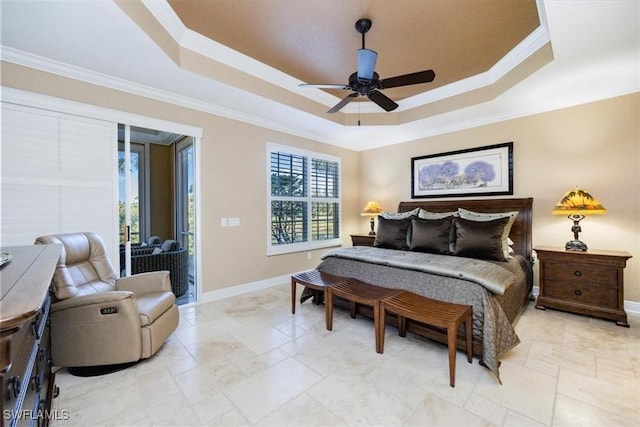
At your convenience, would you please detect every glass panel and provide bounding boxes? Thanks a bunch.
[311,158,339,198]
[271,201,307,244]
[312,202,340,240]
[118,149,141,244]
[176,140,196,304]
[177,144,195,256]
[270,152,306,197]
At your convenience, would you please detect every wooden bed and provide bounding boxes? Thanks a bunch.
[314,197,534,378]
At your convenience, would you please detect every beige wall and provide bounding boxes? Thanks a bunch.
[359,93,640,302]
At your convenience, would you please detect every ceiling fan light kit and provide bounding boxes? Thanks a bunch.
[300,18,436,114]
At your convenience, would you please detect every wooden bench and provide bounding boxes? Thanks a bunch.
[380,291,473,387]
[290,270,349,328]
[326,278,400,352]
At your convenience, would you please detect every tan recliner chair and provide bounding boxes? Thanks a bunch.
[35,232,179,368]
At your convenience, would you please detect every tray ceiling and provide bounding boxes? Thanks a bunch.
[168,0,540,102]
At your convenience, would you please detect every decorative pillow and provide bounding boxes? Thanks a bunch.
[161,239,180,252]
[458,208,518,259]
[417,209,459,252]
[373,216,411,250]
[417,209,459,219]
[453,217,510,261]
[148,235,162,245]
[152,247,163,255]
[409,217,453,254]
[381,208,419,220]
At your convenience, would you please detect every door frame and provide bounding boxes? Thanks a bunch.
[3,88,204,302]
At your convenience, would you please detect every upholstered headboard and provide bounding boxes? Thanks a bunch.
[398,198,533,261]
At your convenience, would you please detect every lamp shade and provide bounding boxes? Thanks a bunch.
[357,49,377,81]
[552,188,606,215]
[361,201,382,216]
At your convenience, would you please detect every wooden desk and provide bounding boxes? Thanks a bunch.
[1,244,61,427]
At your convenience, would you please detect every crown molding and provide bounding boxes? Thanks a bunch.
[0,46,338,146]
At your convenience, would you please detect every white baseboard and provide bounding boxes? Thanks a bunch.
[194,280,640,315]
[198,273,291,304]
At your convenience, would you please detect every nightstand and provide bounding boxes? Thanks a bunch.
[350,233,375,247]
[534,246,632,327]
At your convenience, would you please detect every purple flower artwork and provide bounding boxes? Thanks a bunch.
[411,142,513,198]
[418,159,496,190]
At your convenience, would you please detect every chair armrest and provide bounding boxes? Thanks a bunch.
[52,291,135,312]
[117,271,171,295]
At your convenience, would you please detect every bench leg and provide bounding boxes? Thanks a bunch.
[465,310,473,364]
[398,315,407,337]
[349,300,357,318]
[291,279,296,315]
[377,304,386,354]
[326,289,333,331]
[373,301,382,353]
[447,323,456,388]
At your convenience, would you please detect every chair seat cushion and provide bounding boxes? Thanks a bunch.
[136,292,176,326]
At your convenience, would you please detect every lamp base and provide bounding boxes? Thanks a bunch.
[565,239,588,251]
[368,217,376,236]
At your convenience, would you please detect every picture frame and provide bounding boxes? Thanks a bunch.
[411,142,513,198]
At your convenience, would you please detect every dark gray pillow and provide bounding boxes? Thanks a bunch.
[453,217,510,261]
[161,239,180,252]
[373,216,411,250]
[409,217,452,254]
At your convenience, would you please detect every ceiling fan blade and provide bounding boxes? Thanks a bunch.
[367,90,398,112]
[357,48,377,81]
[299,83,351,90]
[379,69,436,89]
[327,92,358,114]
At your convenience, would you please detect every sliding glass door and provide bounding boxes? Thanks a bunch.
[176,137,196,301]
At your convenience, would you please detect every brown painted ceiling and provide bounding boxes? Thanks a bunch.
[168,0,540,102]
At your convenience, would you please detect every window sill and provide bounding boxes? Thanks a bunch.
[267,239,343,256]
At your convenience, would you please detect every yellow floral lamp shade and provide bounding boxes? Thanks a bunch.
[361,201,382,216]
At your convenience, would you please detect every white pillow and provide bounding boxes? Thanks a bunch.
[418,209,459,219]
[381,208,419,219]
[152,247,163,255]
[457,208,518,259]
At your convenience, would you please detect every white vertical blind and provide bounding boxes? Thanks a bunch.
[1,103,118,262]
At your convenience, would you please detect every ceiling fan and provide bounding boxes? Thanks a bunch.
[299,18,436,114]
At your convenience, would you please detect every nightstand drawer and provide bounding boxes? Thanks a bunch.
[544,280,618,308]
[543,261,618,287]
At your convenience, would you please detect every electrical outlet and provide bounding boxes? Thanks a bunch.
[221,218,228,227]
[307,252,312,260]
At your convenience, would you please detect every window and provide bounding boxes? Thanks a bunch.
[267,143,341,255]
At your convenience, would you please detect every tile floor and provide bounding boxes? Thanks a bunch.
[51,284,640,426]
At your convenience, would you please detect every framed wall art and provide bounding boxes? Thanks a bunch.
[411,142,513,198]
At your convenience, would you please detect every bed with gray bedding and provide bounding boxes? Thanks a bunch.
[310,198,534,379]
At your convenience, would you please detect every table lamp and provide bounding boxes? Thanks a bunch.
[361,201,382,235]
[552,188,606,251]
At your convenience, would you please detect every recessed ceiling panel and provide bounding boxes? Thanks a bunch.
[168,0,540,100]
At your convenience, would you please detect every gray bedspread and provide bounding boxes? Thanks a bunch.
[321,247,516,294]
[314,247,531,380]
